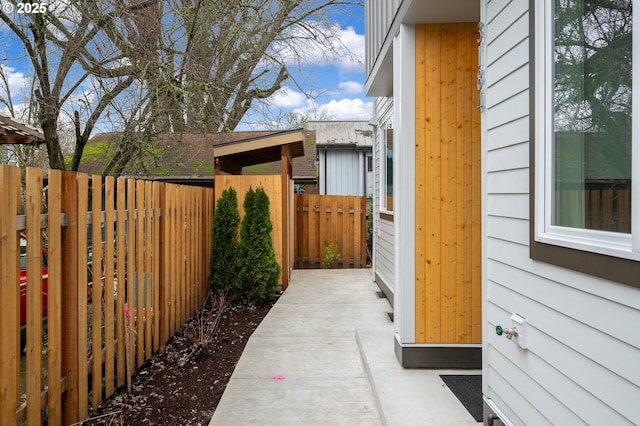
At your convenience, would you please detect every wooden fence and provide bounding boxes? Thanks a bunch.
[214,175,293,286]
[294,194,367,269]
[0,165,213,426]
[555,182,631,232]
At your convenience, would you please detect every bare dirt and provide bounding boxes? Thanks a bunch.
[83,296,275,426]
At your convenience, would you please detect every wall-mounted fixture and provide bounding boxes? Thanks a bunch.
[496,313,527,350]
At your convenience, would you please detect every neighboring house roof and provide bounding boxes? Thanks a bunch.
[0,114,45,145]
[308,121,373,148]
[80,130,318,181]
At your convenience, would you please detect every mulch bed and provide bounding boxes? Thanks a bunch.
[83,296,275,426]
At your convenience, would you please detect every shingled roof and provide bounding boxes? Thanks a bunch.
[79,131,317,182]
[0,114,45,145]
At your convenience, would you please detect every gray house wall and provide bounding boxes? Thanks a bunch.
[309,121,373,197]
[365,0,640,423]
[482,1,640,424]
[371,98,395,300]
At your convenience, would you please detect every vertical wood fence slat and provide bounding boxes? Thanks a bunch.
[153,182,162,353]
[91,174,103,410]
[170,185,177,337]
[175,191,181,326]
[179,191,185,326]
[156,183,169,353]
[60,171,80,425]
[126,178,136,376]
[195,191,200,309]
[173,188,179,330]
[195,191,201,306]
[47,169,63,426]
[145,181,153,363]
[26,167,43,425]
[183,191,188,319]
[619,188,630,232]
[136,180,145,368]
[169,186,176,337]
[191,190,198,310]
[185,191,191,319]
[319,196,327,264]
[0,165,20,424]
[196,190,201,310]
[338,197,345,265]
[164,185,173,342]
[104,176,116,399]
[294,194,367,269]
[77,173,89,420]
[116,178,126,387]
[185,191,190,320]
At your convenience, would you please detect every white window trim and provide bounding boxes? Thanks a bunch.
[380,120,394,214]
[534,0,640,261]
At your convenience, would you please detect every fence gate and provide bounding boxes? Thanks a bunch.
[294,194,367,269]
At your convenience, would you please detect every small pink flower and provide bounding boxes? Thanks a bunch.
[272,374,286,381]
[124,306,131,319]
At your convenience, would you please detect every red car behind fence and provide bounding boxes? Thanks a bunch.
[19,232,49,345]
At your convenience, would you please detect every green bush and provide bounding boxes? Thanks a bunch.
[239,186,280,304]
[209,187,242,300]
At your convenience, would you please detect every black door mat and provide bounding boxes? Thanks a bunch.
[440,374,482,422]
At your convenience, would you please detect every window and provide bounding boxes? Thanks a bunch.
[532,0,639,284]
[382,124,394,213]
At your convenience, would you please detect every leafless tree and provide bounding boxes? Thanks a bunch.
[141,0,362,134]
[0,0,161,170]
[1,0,363,173]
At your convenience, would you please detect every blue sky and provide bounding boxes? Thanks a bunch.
[0,2,371,132]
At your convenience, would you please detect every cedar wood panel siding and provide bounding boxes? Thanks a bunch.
[483,1,640,424]
[415,23,482,345]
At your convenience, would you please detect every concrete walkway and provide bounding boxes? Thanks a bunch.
[209,269,481,426]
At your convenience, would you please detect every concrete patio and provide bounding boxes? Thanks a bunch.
[209,269,481,425]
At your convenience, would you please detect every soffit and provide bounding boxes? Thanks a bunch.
[213,128,305,171]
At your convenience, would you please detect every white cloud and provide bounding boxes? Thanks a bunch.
[5,67,27,93]
[295,97,372,121]
[337,81,363,95]
[268,87,308,108]
[333,26,365,74]
[0,65,30,101]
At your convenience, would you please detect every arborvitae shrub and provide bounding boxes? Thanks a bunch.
[209,187,242,300]
[239,186,280,304]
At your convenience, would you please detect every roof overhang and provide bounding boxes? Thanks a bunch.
[366,0,480,97]
[0,115,45,144]
[214,128,305,174]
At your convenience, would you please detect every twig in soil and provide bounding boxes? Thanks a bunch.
[69,410,122,425]
[179,293,228,366]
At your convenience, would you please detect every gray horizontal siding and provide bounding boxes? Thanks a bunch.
[483,1,640,425]
[375,220,394,288]
[373,97,394,292]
